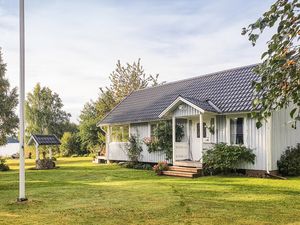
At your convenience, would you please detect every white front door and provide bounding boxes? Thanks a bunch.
[190,119,201,161]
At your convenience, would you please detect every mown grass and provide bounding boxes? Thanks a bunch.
[0,157,300,225]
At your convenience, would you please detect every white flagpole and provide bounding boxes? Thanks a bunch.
[18,0,27,202]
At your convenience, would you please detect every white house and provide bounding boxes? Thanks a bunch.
[0,137,19,157]
[97,64,300,176]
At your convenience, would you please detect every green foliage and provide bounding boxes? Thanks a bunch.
[277,143,300,176]
[25,83,71,139]
[0,157,10,171]
[79,59,162,154]
[153,161,169,175]
[144,121,173,160]
[120,162,153,170]
[143,121,183,160]
[100,58,162,104]
[0,48,18,146]
[78,101,104,154]
[60,132,84,156]
[126,135,143,162]
[203,143,256,174]
[242,0,300,128]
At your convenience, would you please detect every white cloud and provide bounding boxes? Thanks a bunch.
[0,0,274,123]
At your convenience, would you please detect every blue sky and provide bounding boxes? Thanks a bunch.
[0,0,274,122]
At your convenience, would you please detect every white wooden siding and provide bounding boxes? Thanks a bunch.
[216,115,269,170]
[173,103,200,117]
[107,114,277,171]
[108,142,129,161]
[130,123,168,162]
[271,108,300,170]
[244,118,268,170]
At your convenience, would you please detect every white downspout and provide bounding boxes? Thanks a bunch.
[266,118,272,174]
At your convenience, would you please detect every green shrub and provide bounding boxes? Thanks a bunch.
[277,144,300,176]
[120,162,152,170]
[0,157,10,171]
[60,132,84,156]
[126,135,143,162]
[203,143,256,175]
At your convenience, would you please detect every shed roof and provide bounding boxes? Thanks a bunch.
[28,134,61,146]
[99,64,259,125]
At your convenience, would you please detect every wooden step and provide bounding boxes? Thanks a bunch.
[162,170,196,178]
[169,166,202,173]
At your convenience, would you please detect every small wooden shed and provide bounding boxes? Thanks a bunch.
[28,134,61,160]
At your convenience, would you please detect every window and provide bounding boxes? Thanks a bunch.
[111,125,129,142]
[150,123,157,138]
[197,122,207,138]
[176,119,187,142]
[230,118,244,145]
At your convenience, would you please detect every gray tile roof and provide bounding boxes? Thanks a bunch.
[99,64,259,125]
[28,134,61,146]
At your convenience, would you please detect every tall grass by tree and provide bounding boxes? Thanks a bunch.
[242,0,300,128]
[0,48,18,146]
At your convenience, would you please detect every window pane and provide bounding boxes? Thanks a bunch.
[236,118,244,144]
[203,122,207,138]
[230,119,236,144]
[197,123,200,138]
[111,125,129,142]
[176,119,187,142]
[230,118,244,145]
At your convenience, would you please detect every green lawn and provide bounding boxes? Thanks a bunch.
[1,158,300,225]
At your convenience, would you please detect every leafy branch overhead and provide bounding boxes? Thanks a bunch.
[242,0,300,128]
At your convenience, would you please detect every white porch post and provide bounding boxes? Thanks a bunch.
[35,144,39,161]
[172,115,176,165]
[199,113,203,163]
[106,125,111,164]
[49,148,52,159]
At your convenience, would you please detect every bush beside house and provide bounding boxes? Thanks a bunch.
[203,143,256,175]
[277,143,300,176]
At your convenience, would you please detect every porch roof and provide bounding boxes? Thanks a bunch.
[98,64,259,125]
[159,95,220,118]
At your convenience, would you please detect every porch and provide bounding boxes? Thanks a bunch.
[159,96,220,168]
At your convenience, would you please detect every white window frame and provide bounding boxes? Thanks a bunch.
[196,116,215,143]
[226,114,248,146]
[110,124,130,143]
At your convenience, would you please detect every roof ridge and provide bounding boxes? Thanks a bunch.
[133,63,259,93]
